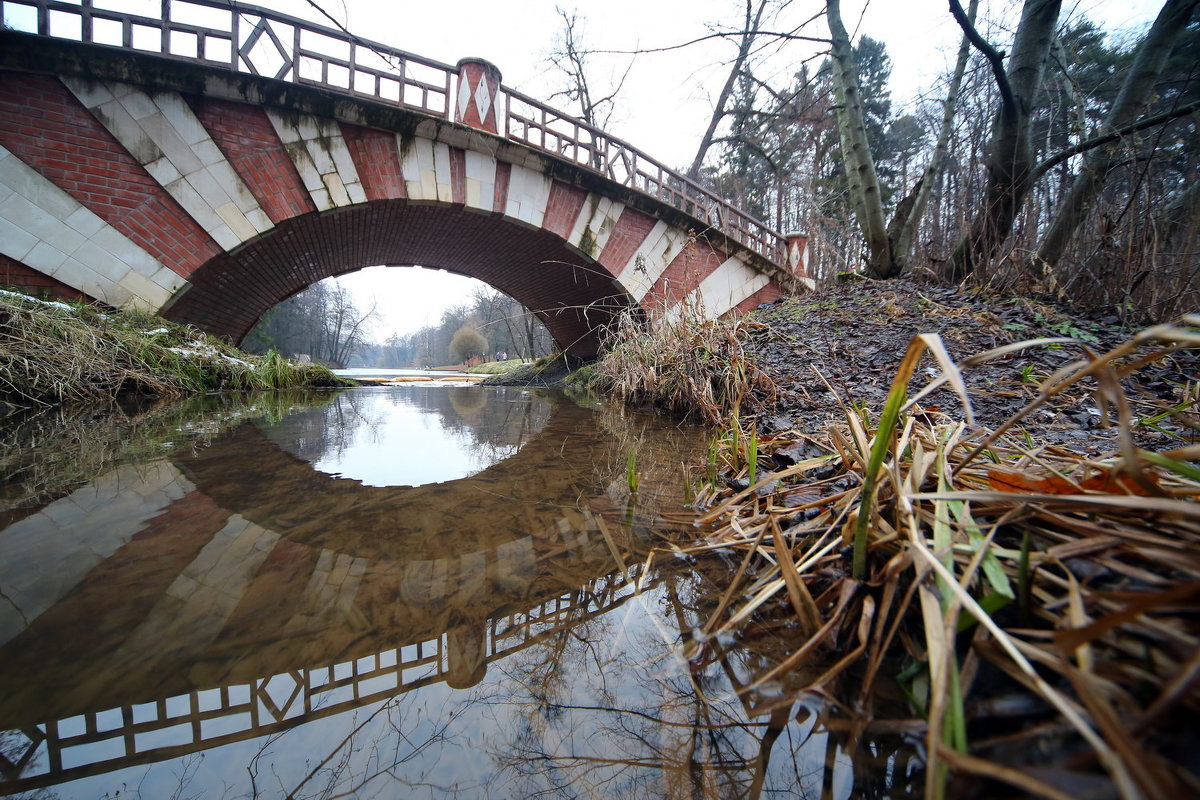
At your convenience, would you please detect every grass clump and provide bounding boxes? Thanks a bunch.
[466,358,527,375]
[0,290,347,408]
[590,298,776,425]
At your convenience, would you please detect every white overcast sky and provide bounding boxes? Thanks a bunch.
[250,0,1163,339]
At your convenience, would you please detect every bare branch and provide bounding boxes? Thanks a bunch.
[948,0,1015,118]
[592,28,829,58]
[1032,98,1200,181]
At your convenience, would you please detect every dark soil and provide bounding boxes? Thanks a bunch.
[739,277,1198,454]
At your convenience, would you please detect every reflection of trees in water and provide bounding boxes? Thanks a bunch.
[416,386,553,453]
[0,391,337,524]
[1,391,923,797]
[264,387,555,473]
[480,559,921,799]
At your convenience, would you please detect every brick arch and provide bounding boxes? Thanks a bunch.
[165,200,635,357]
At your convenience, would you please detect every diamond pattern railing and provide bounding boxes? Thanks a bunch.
[0,0,786,265]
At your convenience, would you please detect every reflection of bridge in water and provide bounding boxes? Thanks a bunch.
[0,394,698,795]
[1,565,643,794]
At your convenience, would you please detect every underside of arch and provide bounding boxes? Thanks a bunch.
[163,201,635,358]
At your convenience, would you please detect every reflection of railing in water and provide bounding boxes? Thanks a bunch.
[0,570,641,794]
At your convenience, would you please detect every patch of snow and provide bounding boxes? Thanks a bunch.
[0,288,75,312]
[168,341,220,360]
[220,354,252,368]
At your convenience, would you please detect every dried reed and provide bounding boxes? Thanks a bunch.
[681,316,1200,798]
[590,295,776,426]
[0,291,344,408]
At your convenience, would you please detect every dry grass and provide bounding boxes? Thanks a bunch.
[676,316,1200,798]
[0,291,345,408]
[589,296,776,426]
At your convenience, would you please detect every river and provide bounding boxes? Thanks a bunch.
[0,386,917,798]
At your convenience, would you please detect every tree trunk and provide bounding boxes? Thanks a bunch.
[890,0,978,271]
[946,0,1062,281]
[827,0,895,278]
[688,0,770,180]
[1035,0,1200,276]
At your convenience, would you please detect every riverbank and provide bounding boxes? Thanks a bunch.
[611,278,1199,798]
[0,290,349,410]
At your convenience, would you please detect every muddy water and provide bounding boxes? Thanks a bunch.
[0,387,917,799]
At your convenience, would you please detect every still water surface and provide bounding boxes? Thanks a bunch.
[0,387,917,799]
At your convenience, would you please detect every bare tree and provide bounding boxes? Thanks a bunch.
[945,0,1063,281]
[890,0,979,272]
[688,0,775,179]
[825,0,894,277]
[1034,0,1200,276]
[547,6,633,131]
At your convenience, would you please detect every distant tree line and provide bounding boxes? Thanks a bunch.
[242,280,376,368]
[245,281,555,369]
[351,288,555,368]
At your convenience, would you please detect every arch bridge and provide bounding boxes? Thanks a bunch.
[0,0,810,355]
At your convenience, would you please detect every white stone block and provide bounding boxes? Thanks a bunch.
[166,177,228,245]
[463,150,495,212]
[245,206,273,233]
[63,206,105,238]
[567,194,623,257]
[401,137,437,201]
[145,157,182,186]
[208,222,238,251]
[505,163,550,228]
[140,112,204,175]
[62,77,114,107]
[0,194,58,241]
[621,222,691,301]
[686,256,768,318]
[24,240,68,271]
[118,88,160,121]
[309,186,333,211]
[214,201,260,243]
[151,266,188,292]
[88,224,143,264]
[192,139,225,168]
[320,173,349,207]
[182,166,224,205]
[154,92,209,146]
[92,98,163,164]
[433,141,453,204]
[118,268,172,309]
[70,240,127,280]
[0,216,38,259]
[54,257,117,302]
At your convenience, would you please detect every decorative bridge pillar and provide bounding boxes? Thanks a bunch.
[455,58,503,134]
[785,232,810,279]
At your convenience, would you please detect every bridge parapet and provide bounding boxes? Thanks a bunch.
[1,0,788,264]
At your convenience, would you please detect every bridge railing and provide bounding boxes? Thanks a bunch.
[504,90,785,261]
[0,0,786,264]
